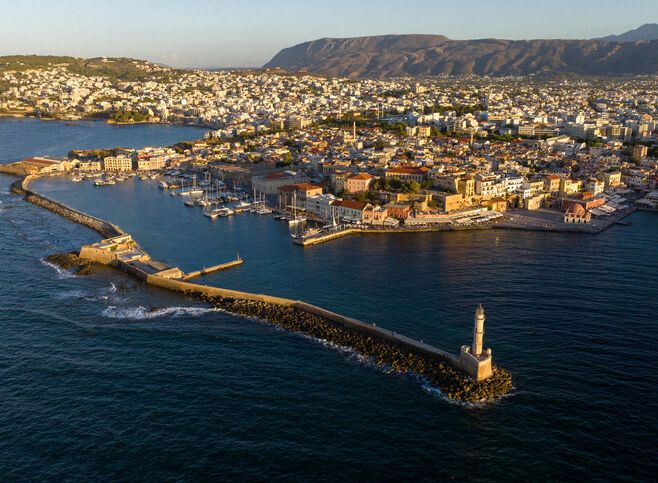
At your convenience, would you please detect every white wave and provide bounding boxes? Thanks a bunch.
[54,289,89,300]
[41,258,75,279]
[102,305,220,320]
[420,378,517,408]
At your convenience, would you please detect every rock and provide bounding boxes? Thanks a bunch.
[44,252,97,275]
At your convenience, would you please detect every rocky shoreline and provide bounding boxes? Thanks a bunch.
[45,252,98,275]
[200,294,513,404]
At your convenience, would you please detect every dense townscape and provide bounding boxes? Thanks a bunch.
[2,56,658,236]
[2,4,658,478]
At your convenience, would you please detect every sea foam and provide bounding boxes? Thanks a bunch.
[40,258,75,279]
[102,305,220,320]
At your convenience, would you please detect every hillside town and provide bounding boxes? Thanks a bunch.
[1,59,657,238]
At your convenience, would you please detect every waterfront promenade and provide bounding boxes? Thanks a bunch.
[292,205,636,246]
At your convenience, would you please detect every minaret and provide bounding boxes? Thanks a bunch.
[472,304,485,356]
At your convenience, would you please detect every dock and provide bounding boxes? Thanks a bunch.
[182,257,243,280]
[292,228,358,246]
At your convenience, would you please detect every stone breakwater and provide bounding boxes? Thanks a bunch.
[24,192,124,238]
[12,176,124,239]
[201,295,513,403]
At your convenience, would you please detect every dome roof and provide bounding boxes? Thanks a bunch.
[566,203,586,216]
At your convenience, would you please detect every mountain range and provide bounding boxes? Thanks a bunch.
[596,23,658,42]
[264,25,658,78]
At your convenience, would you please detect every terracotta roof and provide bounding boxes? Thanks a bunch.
[338,199,368,210]
[349,173,375,180]
[387,167,429,175]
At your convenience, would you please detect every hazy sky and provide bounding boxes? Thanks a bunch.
[1,0,657,68]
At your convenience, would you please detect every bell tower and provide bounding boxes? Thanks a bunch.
[459,304,494,381]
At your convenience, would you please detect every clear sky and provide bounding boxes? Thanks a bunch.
[1,0,657,68]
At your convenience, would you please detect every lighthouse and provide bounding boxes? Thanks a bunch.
[472,303,485,356]
[459,304,494,381]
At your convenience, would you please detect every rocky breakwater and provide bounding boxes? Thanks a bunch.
[202,295,513,404]
[45,252,99,275]
[23,192,123,239]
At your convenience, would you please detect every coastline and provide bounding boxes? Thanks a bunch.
[0,112,212,129]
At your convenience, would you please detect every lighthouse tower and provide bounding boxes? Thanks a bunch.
[459,304,494,381]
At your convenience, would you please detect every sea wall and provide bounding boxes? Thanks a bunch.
[137,264,457,364]
[114,261,514,403]
[16,175,124,238]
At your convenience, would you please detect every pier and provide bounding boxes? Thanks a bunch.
[182,257,244,280]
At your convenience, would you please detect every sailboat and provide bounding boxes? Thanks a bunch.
[189,174,204,196]
[288,191,306,224]
[204,201,222,218]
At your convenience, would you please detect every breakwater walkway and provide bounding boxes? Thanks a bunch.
[12,174,512,403]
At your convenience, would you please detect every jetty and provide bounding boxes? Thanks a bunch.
[182,257,243,280]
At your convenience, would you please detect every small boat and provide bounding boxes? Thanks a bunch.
[257,207,273,215]
[158,181,168,189]
[204,209,221,219]
[236,201,251,210]
[70,176,82,182]
[291,227,322,240]
[184,199,196,207]
[288,215,306,225]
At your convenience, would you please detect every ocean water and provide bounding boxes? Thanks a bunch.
[1,119,657,480]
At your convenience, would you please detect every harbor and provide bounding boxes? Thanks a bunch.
[14,173,512,403]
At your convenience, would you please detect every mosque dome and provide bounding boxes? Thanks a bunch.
[566,203,586,216]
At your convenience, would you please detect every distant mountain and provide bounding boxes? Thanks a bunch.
[264,34,658,78]
[597,23,658,42]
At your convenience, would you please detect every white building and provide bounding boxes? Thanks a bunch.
[103,155,133,172]
[306,194,340,220]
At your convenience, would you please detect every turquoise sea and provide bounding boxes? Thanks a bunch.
[1,119,657,480]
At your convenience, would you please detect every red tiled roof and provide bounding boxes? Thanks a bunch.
[349,173,375,180]
[387,167,429,175]
[339,199,368,210]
